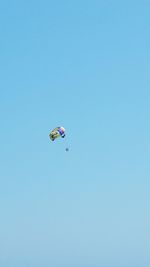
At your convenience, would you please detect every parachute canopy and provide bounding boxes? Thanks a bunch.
[49,126,65,141]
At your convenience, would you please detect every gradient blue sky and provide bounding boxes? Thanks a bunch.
[0,1,150,266]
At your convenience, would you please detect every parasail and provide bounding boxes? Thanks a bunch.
[49,126,65,141]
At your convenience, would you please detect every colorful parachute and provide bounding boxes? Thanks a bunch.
[49,126,65,141]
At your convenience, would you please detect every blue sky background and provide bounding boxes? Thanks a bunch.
[0,1,150,266]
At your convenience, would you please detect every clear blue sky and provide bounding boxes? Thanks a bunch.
[0,1,150,266]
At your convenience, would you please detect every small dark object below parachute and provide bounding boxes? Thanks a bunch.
[65,148,69,152]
